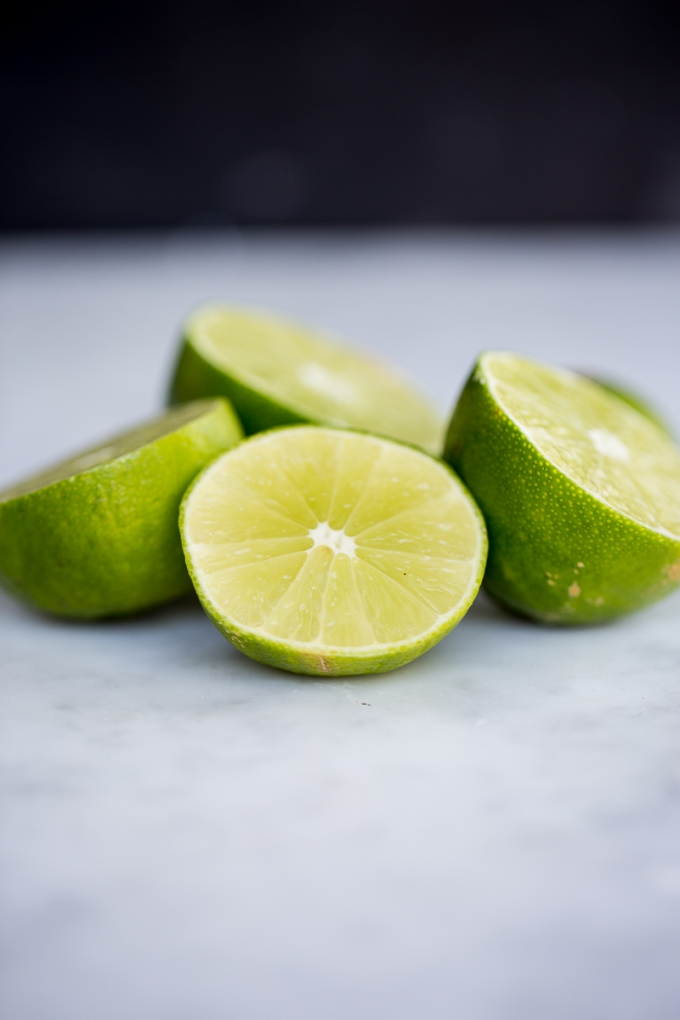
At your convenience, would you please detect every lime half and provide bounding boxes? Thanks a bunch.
[169,305,443,454]
[181,427,487,676]
[0,399,243,618]
[445,352,680,624]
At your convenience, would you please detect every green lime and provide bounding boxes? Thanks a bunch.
[583,374,673,437]
[0,399,243,618]
[444,352,680,624]
[168,305,443,454]
[181,426,487,676]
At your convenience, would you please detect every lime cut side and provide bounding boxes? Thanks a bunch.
[169,305,443,454]
[486,354,680,537]
[0,399,243,618]
[583,374,673,437]
[181,427,487,675]
[444,352,680,624]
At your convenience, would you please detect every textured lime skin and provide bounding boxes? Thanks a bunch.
[444,365,680,624]
[185,581,482,677]
[180,429,488,677]
[0,400,243,619]
[169,338,305,435]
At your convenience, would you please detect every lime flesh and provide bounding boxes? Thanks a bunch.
[444,352,680,624]
[584,374,673,437]
[0,399,243,618]
[181,427,487,676]
[169,305,443,454]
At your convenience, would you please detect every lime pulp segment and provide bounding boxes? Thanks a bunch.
[181,427,487,675]
[584,374,673,437]
[171,306,443,453]
[485,353,680,539]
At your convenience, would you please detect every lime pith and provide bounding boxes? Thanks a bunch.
[0,399,243,618]
[444,352,680,624]
[181,426,487,676]
[169,305,443,454]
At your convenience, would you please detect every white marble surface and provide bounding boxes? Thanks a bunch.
[1,231,680,1020]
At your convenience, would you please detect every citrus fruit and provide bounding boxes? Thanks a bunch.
[168,305,443,454]
[584,374,673,436]
[0,399,243,618]
[181,426,487,676]
[444,352,680,624]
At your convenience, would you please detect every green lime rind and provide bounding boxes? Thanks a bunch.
[187,583,480,677]
[170,335,306,435]
[180,426,488,677]
[444,359,680,625]
[0,399,243,619]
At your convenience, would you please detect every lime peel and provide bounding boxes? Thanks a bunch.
[0,399,243,618]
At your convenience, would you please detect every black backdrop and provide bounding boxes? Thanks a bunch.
[2,0,679,229]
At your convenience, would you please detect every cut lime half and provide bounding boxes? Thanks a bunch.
[181,426,487,676]
[0,399,243,618]
[445,352,680,623]
[169,305,443,454]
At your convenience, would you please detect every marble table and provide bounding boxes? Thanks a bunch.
[1,231,680,1020]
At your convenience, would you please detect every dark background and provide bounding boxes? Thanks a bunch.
[2,0,680,229]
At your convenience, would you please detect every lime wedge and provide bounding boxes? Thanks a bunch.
[181,426,487,676]
[0,399,243,618]
[444,352,680,624]
[169,305,443,454]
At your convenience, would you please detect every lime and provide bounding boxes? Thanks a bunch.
[583,374,673,437]
[181,426,487,676]
[169,305,443,454]
[0,399,243,618]
[444,352,680,624]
